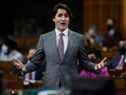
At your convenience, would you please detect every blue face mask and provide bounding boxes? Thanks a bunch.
[1,44,8,53]
[108,29,114,36]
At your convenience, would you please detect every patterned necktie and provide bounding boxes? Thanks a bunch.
[58,32,64,62]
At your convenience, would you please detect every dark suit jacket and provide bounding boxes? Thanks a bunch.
[25,29,95,89]
[108,52,124,69]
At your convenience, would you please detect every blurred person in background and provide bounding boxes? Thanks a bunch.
[85,24,104,48]
[102,18,122,50]
[79,48,109,78]
[108,40,126,70]
[23,48,45,85]
[0,36,23,62]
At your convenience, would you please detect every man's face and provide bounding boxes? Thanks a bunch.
[53,9,70,31]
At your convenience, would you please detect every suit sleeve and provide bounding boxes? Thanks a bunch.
[78,35,96,71]
[37,35,44,49]
[24,35,45,73]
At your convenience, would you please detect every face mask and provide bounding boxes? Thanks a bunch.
[107,25,113,31]
[1,44,8,53]
[108,29,114,36]
[118,47,126,54]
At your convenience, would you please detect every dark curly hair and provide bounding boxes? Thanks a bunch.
[52,3,72,20]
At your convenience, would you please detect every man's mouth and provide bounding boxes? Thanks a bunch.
[60,22,66,25]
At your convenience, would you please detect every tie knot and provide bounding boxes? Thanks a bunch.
[59,32,64,37]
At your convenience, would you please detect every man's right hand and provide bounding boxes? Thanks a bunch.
[12,58,25,70]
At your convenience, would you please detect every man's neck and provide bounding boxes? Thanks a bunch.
[55,27,68,32]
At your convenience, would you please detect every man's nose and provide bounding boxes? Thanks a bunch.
[61,16,66,20]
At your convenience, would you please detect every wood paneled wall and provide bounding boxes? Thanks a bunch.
[122,0,126,38]
[83,0,122,37]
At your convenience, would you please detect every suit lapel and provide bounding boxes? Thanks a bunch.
[49,31,60,62]
[49,30,75,63]
[63,30,74,61]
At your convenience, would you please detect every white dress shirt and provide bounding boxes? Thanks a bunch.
[55,28,69,54]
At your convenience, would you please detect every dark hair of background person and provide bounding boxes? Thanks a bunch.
[2,36,18,54]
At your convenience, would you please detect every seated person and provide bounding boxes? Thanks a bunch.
[108,40,126,70]
[0,36,24,61]
[23,48,45,85]
[79,48,109,78]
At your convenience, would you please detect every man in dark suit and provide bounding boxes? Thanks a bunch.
[13,3,107,91]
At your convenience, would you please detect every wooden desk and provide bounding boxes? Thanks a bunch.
[0,61,44,90]
[109,64,126,78]
[1,61,125,94]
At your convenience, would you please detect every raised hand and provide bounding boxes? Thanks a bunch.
[95,57,107,70]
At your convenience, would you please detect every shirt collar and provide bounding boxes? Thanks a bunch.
[55,28,69,37]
